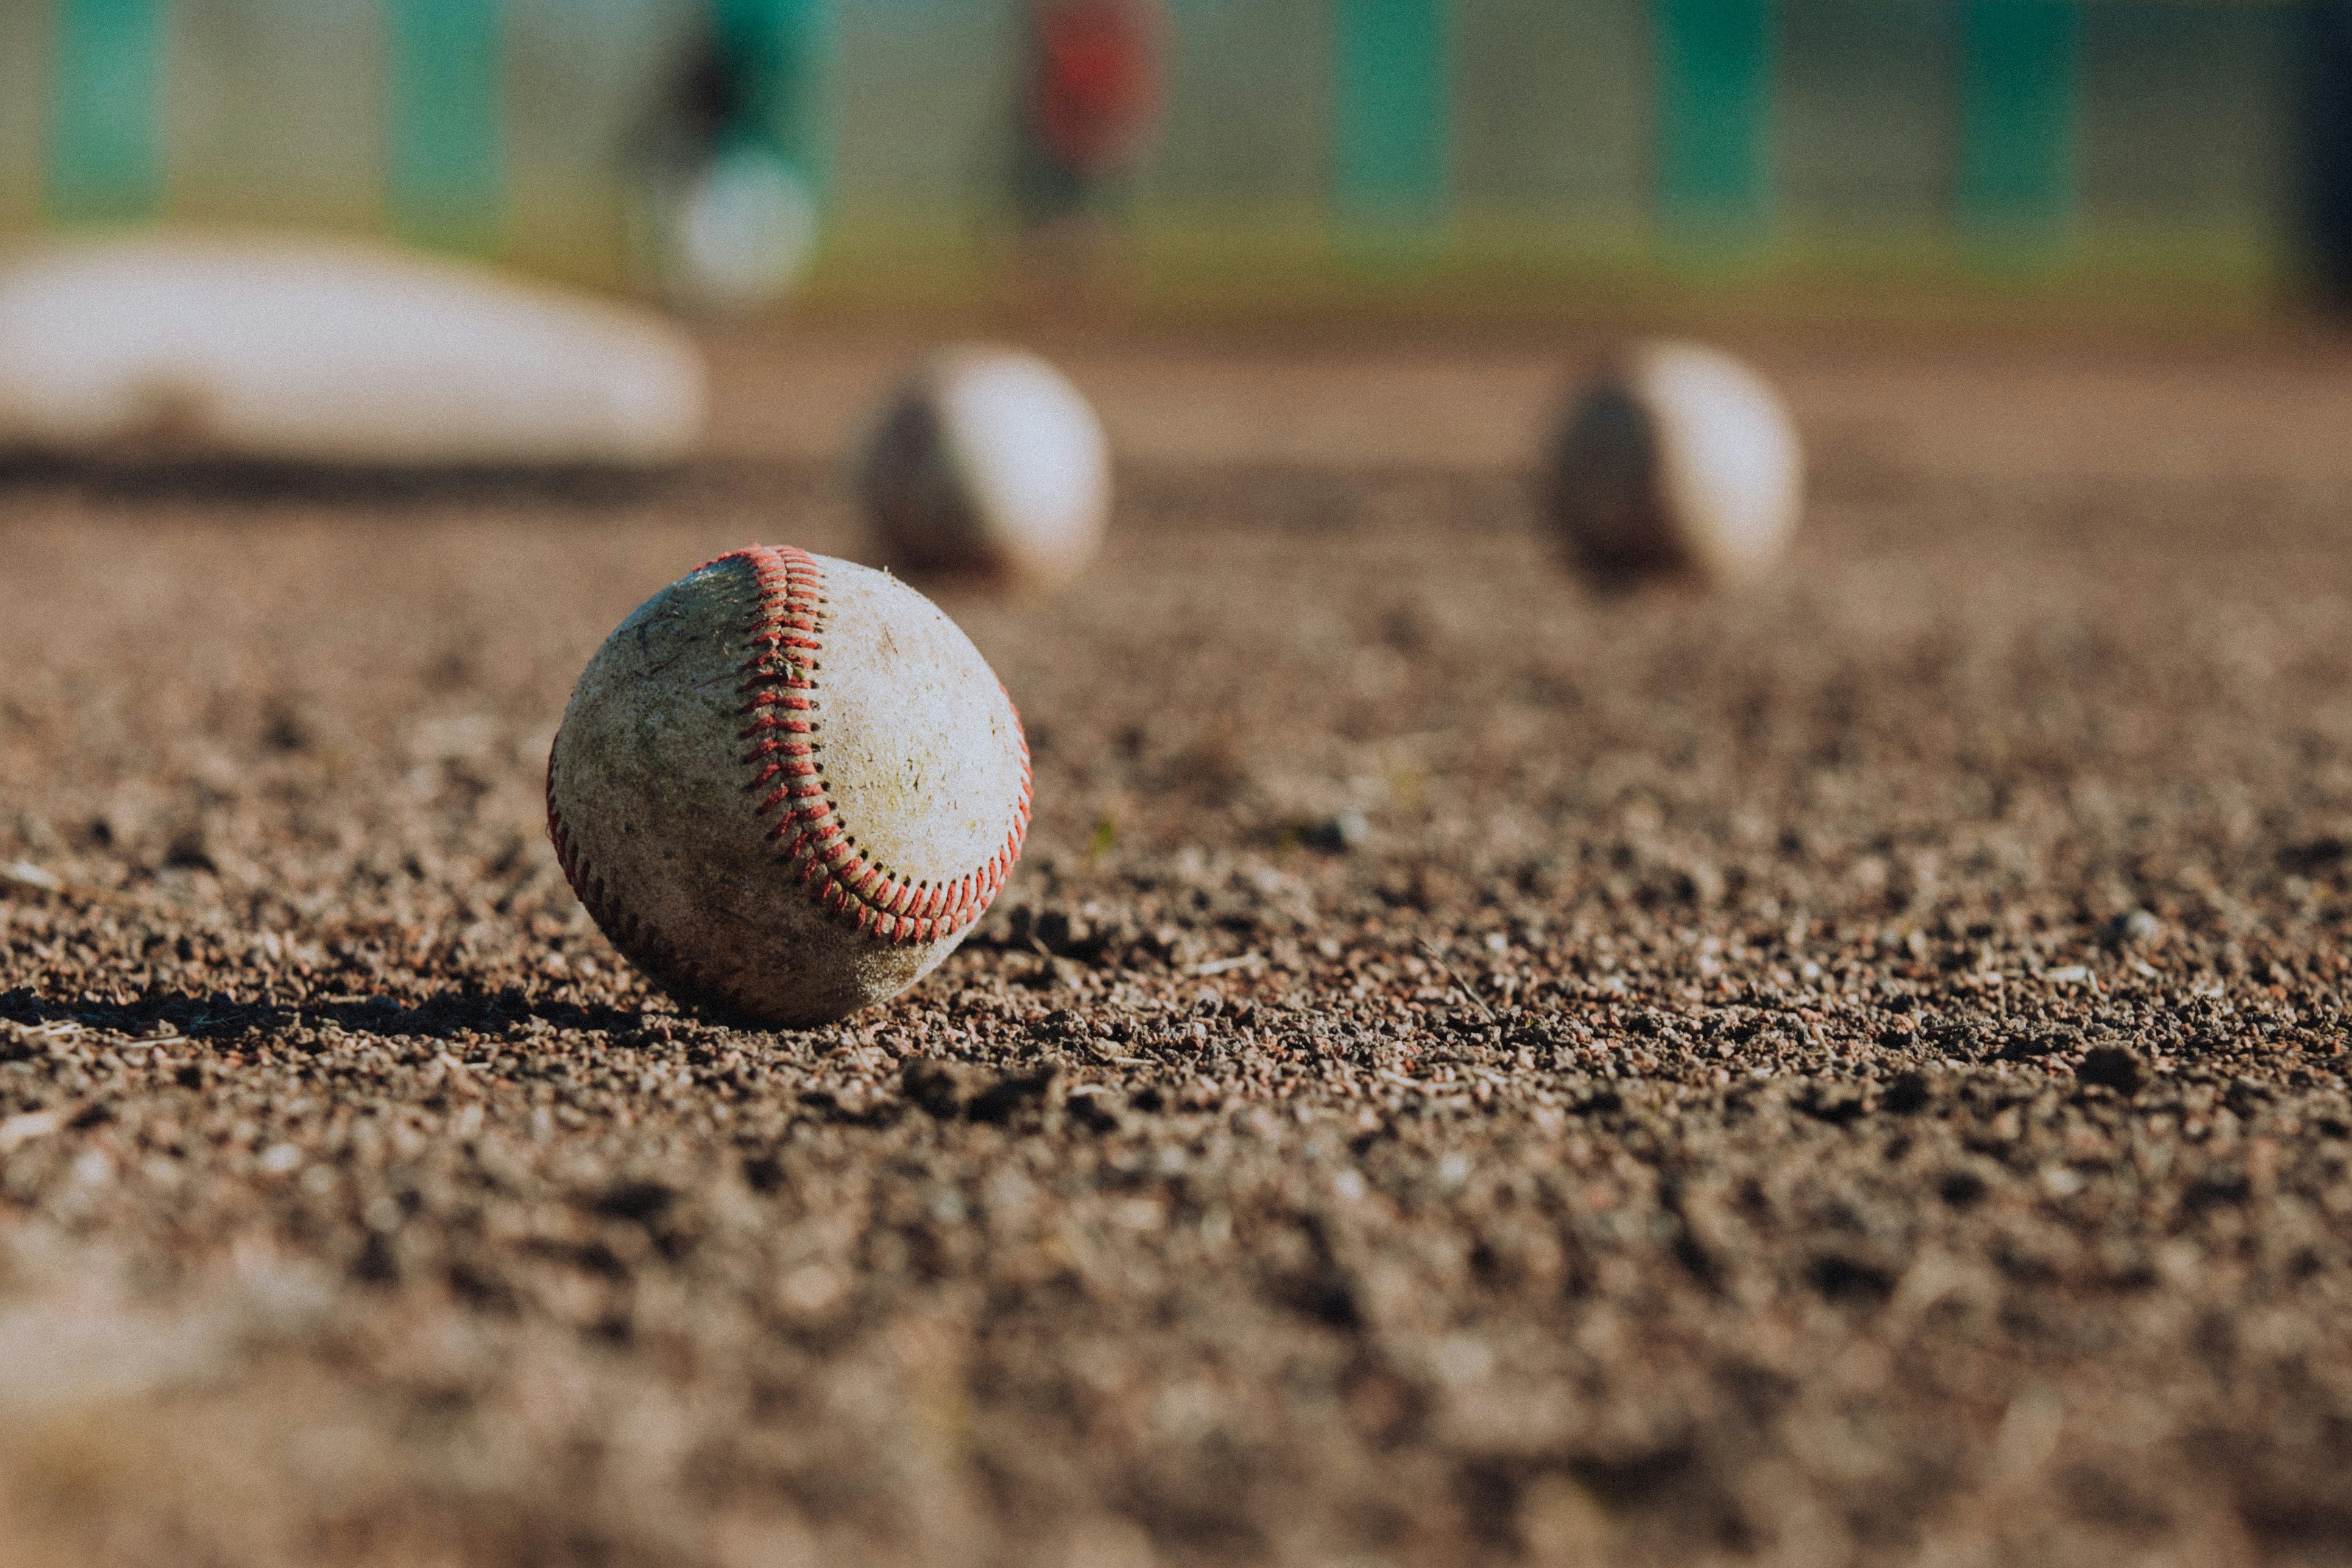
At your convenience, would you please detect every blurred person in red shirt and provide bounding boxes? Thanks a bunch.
[1009,0,1169,318]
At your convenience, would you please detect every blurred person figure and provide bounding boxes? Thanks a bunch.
[630,1,824,315]
[1007,0,1168,320]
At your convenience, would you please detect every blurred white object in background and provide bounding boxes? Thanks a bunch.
[0,235,706,465]
[852,345,1111,593]
[1547,341,1804,588]
[655,143,821,316]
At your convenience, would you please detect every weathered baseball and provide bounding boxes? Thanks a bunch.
[0,234,704,465]
[1547,340,1803,587]
[852,345,1111,592]
[547,546,1031,1026]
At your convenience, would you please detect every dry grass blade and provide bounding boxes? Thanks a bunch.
[1417,937,1497,1025]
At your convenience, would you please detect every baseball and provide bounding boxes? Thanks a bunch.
[546,545,1032,1026]
[852,345,1111,592]
[1546,340,1803,587]
[0,234,705,466]
[651,143,821,315]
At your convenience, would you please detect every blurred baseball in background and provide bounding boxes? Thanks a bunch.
[641,141,820,316]
[852,345,1111,592]
[1546,341,1804,589]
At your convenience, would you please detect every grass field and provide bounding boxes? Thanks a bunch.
[7,334,2352,1565]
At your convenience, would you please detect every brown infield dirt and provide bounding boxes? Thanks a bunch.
[7,336,2352,1567]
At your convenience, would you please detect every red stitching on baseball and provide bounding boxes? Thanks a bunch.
[723,545,1032,947]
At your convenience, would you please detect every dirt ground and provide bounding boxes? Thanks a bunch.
[7,337,2352,1567]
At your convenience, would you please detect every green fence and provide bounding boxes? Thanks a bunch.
[0,0,2308,314]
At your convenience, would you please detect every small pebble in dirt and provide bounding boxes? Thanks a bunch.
[1297,811,1369,853]
[2077,1045,2147,1094]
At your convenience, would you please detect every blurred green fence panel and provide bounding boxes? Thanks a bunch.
[49,0,169,221]
[386,0,506,251]
[715,0,837,186]
[1957,0,2079,252]
[1654,0,1775,247]
[1332,0,1450,226]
